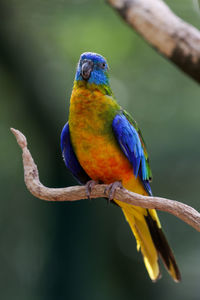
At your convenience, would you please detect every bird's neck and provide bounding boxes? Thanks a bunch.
[74,80,113,96]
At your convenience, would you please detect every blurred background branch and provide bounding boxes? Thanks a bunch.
[108,0,200,84]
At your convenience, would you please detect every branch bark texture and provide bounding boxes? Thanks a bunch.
[11,128,200,232]
[108,0,200,84]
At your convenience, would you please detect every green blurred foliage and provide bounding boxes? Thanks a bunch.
[0,0,200,299]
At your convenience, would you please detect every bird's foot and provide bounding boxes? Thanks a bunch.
[104,181,123,202]
[85,180,99,200]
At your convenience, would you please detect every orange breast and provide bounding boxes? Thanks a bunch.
[74,133,133,183]
[74,131,147,196]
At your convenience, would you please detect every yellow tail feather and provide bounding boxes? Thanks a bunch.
[115,200,160,281]
[114,200,181,282]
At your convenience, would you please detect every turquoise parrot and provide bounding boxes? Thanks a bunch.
[61,52,181,282]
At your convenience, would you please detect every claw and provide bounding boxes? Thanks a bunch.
[104,181,123,202]
[85,180,99,200]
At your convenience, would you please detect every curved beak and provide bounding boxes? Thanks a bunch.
[81,60,94,80]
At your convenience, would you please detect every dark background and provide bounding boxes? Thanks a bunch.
[1,0,200,299]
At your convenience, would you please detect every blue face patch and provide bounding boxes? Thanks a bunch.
[75,52,109,86]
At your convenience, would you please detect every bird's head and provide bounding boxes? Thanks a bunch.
[75,52,110,87]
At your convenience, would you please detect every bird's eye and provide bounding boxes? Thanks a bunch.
[100,62,106,69]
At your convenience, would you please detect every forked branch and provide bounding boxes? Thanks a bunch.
[11,128,200,232]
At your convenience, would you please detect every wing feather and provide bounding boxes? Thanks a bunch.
[112,112,152,195]
[61,122,91,184]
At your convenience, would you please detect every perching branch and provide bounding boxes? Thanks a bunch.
[107,0,200,84]
[11,127,200,232]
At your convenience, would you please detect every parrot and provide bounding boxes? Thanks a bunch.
[61,52,181,282]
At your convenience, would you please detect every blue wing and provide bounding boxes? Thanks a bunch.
[112,113,152,196]
[61,122,91,184]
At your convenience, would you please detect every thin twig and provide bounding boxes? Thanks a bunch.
[107,0,200,84]
[11,128,200,232]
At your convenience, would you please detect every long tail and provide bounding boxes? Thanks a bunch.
[114,200,181,282]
